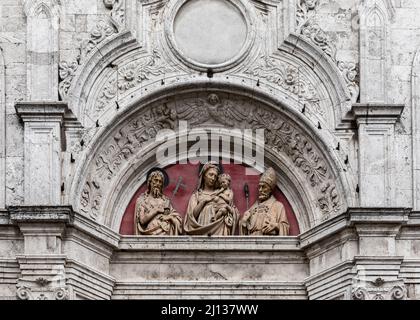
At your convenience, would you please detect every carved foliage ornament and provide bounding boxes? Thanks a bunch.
[80,94,341,219]
[58,0,125,99]
[93,50,172,117]
[296,0,319,28]
[245,56,324,115]
[296,0,360,101]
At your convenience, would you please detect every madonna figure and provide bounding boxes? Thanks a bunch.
[184,162,239,236]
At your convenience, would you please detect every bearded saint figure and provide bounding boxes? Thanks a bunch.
[134,168,182,235]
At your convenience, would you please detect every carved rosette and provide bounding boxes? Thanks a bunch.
[79,94,342,220]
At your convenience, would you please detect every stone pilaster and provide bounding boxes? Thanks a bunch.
[10,206,73,300]
[349,208,409,300]
[15,102,67,206]
[351,104,404,207]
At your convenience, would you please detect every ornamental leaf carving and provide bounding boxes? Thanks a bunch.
[81,95,341,218]
[58,60,79,100]
[117,50,171,92]
[337,61,360,102]
[296,0,319,28]
[81,20,117,61]
[103,0,125,28]
[301,20,336,60]
[245,56,324,115]
[92,50,172,117]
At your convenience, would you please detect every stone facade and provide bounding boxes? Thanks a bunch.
[0,0,419,300]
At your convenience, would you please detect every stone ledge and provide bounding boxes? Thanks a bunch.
[8,206,73,224]
[14,102,68,123]
[118,235,301,251]
[348,207,411,224]
[111,281,308,299]
[350,103,405,124]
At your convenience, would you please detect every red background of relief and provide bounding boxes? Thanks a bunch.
[119,164,300,235]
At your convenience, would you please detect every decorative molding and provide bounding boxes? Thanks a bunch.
[80,93,342,221]
[58,0,127,100]
[103,0,126,29]
[352,280,407,300]
[296,0,319,29]
[92,50,172,118]
[244,55,324,116]
[59,61,79,100]
[337,61,359,102]
[81,20,118,62]
[300,19,336,61]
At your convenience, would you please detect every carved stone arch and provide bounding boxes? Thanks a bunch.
[282,34,353,128]
[68,83,357,233]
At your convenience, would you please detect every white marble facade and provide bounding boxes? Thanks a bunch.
[0,0,420,300]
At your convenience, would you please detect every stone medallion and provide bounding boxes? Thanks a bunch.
[165,0,255,72]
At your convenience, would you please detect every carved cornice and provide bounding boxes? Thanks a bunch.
[15,102,68,123]
[350,103,405,125]
[8,206,74,224]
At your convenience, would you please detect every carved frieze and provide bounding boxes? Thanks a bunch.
[79,94,341,220]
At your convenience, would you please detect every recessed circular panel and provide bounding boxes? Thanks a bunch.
[172,0,248,68]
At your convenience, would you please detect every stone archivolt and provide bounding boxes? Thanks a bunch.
[78,93,343,227]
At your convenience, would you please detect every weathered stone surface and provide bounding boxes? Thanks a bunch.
[0,0,419,300]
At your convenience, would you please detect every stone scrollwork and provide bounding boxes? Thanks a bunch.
[80,180,103,220]
[59,60,79,100]
[245,56,324,116]
[58,0,125,99]
[103,0,126,28]
[352,281,408,300]
[296,0,319,28]
[80,94,341,220]
[117,50,171,93]
[301,20,336,60]
[81,20,118,61]
[16,284,71,300]
[92,50,173,118]
[16,285,32,300]
[337,61,360,102]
